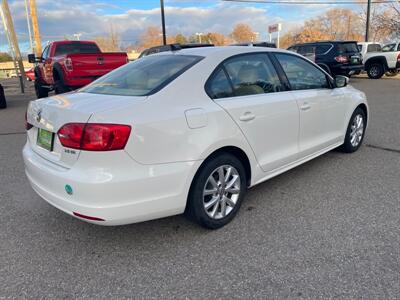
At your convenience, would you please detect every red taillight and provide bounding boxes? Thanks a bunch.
[397,53,400,62]
[58,123,85,149]
[64,58,73,71]
[25,111,33,130]
[57,123,131,151]
[334,55,348,63]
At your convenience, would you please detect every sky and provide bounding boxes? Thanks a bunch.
[0,0,360,53]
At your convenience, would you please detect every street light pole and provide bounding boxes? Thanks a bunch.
[160,0,166,45]
[365,0,371,42]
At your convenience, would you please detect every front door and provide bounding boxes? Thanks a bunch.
[274,53,347,157]
[206,53,299,173]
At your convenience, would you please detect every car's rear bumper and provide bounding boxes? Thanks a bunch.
[23,142,202,225]
[332,64,364,75]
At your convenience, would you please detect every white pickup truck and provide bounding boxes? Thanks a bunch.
[358,42,400,79]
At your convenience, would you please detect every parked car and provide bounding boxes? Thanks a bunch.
[25,68,35,81]
[288,41,363,76]
[28,40,128,98]
[362,44,400,79]
[139,43,214,58]
[24,46,368,229]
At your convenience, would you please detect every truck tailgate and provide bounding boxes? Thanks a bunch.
[67,53,128,78]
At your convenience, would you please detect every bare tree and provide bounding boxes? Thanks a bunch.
[94,24,121,52]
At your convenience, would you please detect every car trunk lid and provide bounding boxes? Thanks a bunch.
[26,92,144,168]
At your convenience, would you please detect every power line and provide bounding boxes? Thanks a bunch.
[223,0,398,4]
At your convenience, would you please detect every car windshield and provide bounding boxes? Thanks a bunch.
[54,43,101,55]
[80,54,203,96]
[338,43,359,54]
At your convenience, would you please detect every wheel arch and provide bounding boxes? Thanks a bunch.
[191,145,252,190]
[52,63,64,81]
[356,103,368,126]
[364,56,388,70]
[184,145,253,214]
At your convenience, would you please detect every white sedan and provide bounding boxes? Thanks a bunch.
[23,46,368,229]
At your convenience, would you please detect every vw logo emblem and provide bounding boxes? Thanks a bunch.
[36,109,42,123]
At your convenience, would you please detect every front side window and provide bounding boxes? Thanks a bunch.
[223,54,283,97]
[41,46,50,60]
[382,44,396,52]
[81,54,202,96]
[275,53,329,90]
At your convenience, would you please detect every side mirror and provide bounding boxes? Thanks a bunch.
[335,75,349,88]
[27,54,38,63]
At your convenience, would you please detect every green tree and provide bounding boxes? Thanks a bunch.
[175,34,187,44]
[0,52,13,62]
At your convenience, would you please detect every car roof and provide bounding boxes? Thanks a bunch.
[155,45,284,58]
[292,41,358,46]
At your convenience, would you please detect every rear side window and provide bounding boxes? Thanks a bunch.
[337,43,359,54]
[316,44,332,55]
[367,44,382,52]
[54,43,101,56]
[81,54,202,96]
[207,69,233,99]
[275,53,329,90]
[223,54,284,96]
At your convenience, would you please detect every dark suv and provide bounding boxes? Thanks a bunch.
[288,41,363,76]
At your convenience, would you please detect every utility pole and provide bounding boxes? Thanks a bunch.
[24,0,33,52]
[365,0,371,42]
[0,0,26,93]
[160,0,166,45]
[29,0,42,57]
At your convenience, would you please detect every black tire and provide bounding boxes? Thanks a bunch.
[185,153,247,229]
[341,107,367,153]
[54,79,70,95]
[367,63,384,79]
[34,79,49,98]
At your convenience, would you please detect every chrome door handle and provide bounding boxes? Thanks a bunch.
[239,112,256,122]
[300,102,311,111]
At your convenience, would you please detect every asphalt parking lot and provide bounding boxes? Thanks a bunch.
[0,76,399,299]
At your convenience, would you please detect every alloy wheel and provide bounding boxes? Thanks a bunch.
[350,114,364,147]
[202,165,241,220]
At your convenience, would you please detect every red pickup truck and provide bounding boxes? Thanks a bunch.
[28,40,128,98]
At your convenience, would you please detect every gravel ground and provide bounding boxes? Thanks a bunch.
[0,77,399,299]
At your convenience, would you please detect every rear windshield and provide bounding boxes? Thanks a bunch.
[337,43,359,54]
[367,44,382,52]
[80,54,203,96]
[54,43,101,56]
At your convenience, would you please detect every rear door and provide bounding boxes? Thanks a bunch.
[207,53,299,173]
[337,42,362,66]
[273,53,347,157]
